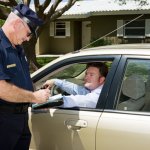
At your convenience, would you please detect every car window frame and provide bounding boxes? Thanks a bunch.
[105,54,150,114]
[33,55,120,82]
[32,54,121,111]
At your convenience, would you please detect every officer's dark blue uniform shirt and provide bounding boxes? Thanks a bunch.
[0,28,33,104]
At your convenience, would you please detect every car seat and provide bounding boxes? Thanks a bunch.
[142,74,150,111]
[117,74,145,111]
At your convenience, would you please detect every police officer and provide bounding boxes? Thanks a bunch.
[0,4,50,150]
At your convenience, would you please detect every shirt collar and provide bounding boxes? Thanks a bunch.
[90,84,104,92]
[0,28,23,55]
[0,28,12,49]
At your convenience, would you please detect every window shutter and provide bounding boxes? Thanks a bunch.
[117,20,123,37]
[145,19,150,37]
[50,22,54,36]
[66,21,70,37]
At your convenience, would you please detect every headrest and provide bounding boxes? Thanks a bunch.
[122,75,145,100]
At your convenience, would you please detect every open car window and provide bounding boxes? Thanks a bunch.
[32,61,113,110]
[50,63,87,79]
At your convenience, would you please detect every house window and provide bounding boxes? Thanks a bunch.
[55,22,66,36]
[117,19,150,38]
[124,20,145,38]
[50,21,70,37]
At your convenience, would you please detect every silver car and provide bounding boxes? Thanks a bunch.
[29,44,150,150]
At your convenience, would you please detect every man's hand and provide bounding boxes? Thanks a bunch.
[43,79,55,89]
[33,89,50,104]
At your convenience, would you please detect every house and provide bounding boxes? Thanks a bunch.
[36,0,150,55]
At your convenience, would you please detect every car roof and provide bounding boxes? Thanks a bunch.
[62,43,150,59]
[78,43,150,55]
[32,44,150,77]
[83,43,150,50]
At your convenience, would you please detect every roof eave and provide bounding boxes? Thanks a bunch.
[93,10,150,16]
[59,10,150,19]
[59,13,91,19]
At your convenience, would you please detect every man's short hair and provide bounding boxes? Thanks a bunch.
[86,62,108,77]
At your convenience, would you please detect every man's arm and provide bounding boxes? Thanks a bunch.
[0,80,50,103]
[62,92,98,108]
[44,79,89,95]
[62,86,103,108]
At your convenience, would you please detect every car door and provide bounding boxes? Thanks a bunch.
[96,55,150,150]
[29,55,121,150]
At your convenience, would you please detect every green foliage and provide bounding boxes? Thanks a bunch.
[51,64,86,79]
[0,19,5,27]
[89,38,112,47]
[125,62,148,77]
[36,57,58,67]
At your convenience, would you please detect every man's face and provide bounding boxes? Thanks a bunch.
[14,20,32,45]
[84,66,102,90]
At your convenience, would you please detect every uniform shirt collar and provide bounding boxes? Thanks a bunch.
[0,28,12,49]
[0,28,23,55]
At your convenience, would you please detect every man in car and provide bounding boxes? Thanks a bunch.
[43,62,108,108]
[0,4,50,150]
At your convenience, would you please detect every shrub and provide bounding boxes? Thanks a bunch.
[36,57,58,67]
[89,38,112,47]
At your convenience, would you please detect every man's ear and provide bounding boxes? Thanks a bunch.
[99,76,105,84]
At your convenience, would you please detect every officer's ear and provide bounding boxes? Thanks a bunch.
[13,19,22,31]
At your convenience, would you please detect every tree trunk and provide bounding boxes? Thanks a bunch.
[23,36,41,72]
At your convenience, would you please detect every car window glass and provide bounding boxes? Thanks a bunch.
[116,59,150,112]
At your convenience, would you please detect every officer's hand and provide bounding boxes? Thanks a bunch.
[43,79,55,89]
[33,89,50,103]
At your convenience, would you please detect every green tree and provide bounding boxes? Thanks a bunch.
[0,0,76,71]
[0,19,4,27]
[0,0,148,71]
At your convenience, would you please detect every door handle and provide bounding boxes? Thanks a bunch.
[65,119,88,130]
